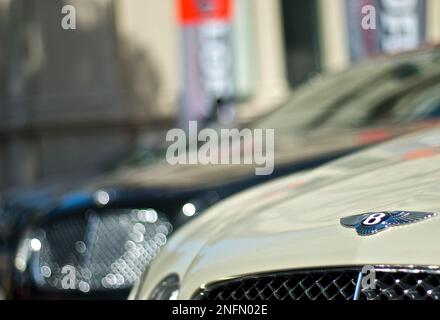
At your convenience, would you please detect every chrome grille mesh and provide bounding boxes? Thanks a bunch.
[196,269,359,300]
[196,268,440,300]
[361,271,440,300]
[31,209,172,293]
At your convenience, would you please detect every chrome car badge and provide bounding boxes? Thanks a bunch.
[340,211,437,236]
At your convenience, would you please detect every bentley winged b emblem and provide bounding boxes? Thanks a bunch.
[340,211,437,236]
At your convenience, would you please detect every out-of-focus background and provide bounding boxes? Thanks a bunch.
[0,0,439,194]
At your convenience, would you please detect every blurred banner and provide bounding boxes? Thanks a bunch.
[178,0,235,129]
[347,0,427,62]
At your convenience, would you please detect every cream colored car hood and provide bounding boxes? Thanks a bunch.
[133,128,440,300]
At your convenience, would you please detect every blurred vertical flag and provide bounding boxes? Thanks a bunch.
[178,0,232,24]
[177,0,236,129]
[346,0,427,62]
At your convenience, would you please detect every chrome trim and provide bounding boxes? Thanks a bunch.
[353,272,363,301]
[372,265,440,274]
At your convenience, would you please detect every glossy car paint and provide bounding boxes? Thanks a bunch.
[132,127,440,299]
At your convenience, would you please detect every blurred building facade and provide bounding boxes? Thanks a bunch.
[0,0,439,193]
[0,0,174,192]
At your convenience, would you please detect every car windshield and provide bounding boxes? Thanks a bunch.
[320,56,440,128]
[389,82,440,122]
[256,50,440,133]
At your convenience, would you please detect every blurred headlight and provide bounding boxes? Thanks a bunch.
[14,230,35,272]
[149,274,180,300]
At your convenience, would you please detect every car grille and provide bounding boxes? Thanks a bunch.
[30,209,172,293]
[362,270,440,300]
[195,267,440,300]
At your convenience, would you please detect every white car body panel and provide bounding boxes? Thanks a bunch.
[132,128,440,300]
